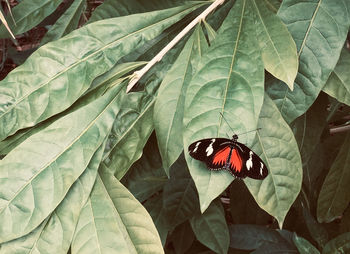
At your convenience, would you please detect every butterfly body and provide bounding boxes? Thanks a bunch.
[188,134,268,179]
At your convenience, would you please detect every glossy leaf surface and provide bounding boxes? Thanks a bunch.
[251,0,298,89]
[88,0,186,23]
[154,25,208,172]
[183,0,264,213]
[0,3,203,141]
[71,174,163,254]
[267,0,350,123]
[244,94,302,228]
[323,49,350,106]
[317,132,350,223]
[190,200,229,254]
[0,86,122,243]
[0,142,104,253]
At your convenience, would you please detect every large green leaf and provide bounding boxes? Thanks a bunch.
[0,141,104,253]
[99,86,156,179]
[71,173,163,253]
[0,2,204,142]
[267,0,350,123]
[0,61,144,157]
[88,0,186,23]
[183,0,264,213]
[190,200,229,254]
[317,132,350,223]
[154,25,208,172]
[244,94,302,228]
[323,49,350,106]
[0,85,122,243]
[40,0,86,45]
[0,0,63,38]
[323,232,350,254]
[100,31,188,179]
[251,0,298,89]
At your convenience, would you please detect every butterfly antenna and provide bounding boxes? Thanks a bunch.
[237,128,262,136]
[219,112,236,135]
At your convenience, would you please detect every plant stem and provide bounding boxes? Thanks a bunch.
[126,0,225,93]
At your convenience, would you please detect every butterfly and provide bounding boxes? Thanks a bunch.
[188,134,268,179]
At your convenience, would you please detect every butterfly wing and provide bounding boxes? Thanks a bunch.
[188,138,234,169]
[188,138,268,179]
[233,142,268,179]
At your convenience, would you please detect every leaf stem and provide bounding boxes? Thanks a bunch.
[126,0,225,93]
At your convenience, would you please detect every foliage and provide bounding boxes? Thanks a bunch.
[0,0,349,253]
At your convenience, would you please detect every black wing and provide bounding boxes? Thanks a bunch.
[234,142,268,179]
[188,138,234,169]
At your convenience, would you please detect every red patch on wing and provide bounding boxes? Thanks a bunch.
[230,149,242,172]
[212,147,230,166]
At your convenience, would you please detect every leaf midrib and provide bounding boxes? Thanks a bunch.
[217,0,246,136]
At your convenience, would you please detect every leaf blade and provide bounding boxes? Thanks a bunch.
[183,0,264,213]
[267,0,350,123]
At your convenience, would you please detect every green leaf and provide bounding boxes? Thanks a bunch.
[163,154,199,229]
[0,0,63,38]
[0,2,204,141]
[40,0,86,45]
[267,0,350,123]
[317,132,350,223]
[323,232,350,254]
[293,234,320,254]
[121,133,167,203]
[71,173,163,254]
[0,141,104,253]
[100,29,188,179]
[99,88,155,179]
[183,0,264,213]
[154,24,208,172]
[88,0,186,23]
[244,94,302,228]
[323,49,350,106]
[0,61,143,157]
[229,224,291,251]
[0,85,122,243]
[190,200,229,254]
[251,0,298,89]
[264,0,281,13]
[144,194,169,246]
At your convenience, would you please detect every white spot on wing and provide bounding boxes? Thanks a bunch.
[193,142,201,153]
[205,139,215,156]
[246,151,253,170]
[260,162,264,175]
